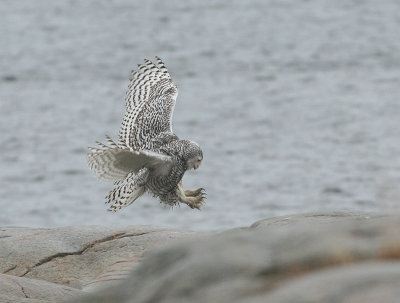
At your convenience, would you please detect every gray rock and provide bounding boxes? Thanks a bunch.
[0,273,82,303]
[249,210,380,229]
[257,261,400,303]
[67,211,400,303]
[0,225,198,290]
[3,211,400,303]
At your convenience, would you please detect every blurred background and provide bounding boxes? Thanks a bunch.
[1,0,399,231]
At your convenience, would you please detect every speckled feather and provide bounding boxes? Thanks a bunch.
[118,57,177,150]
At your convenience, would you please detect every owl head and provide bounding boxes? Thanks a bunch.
[182,140,203,170]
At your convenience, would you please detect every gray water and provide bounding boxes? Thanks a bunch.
[1,0,400,231]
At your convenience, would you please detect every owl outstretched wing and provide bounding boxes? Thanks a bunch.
[118,57,178,150]
[88,136,174,183]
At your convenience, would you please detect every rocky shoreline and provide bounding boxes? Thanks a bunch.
[1,211,400,302]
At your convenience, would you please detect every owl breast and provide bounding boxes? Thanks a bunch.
[146,159,185,196]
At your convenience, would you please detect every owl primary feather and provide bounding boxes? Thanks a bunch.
[88,57,205,211]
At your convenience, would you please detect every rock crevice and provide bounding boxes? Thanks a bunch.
[19,231,153,278]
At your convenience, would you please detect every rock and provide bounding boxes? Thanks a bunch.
[0,273,82,303]
[248,210,380,229]
[3,211,400,302]
[66,211,400,303]
[253,261,400,303]
[0,225,199,291]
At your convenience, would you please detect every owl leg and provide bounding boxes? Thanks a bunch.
[176,182,205,210]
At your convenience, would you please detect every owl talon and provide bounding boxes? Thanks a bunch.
[187,194,205,210]
[177,184,205,209]
[184,193,205,209]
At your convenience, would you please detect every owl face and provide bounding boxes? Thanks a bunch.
[183,140,203,170]
[187,155,203,170]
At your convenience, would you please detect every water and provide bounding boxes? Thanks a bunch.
[1,0,400,231]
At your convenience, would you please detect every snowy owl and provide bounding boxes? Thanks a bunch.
[88,57,205,211]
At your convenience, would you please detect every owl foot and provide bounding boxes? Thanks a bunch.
[186,196,204,210]
[177,184,206,210]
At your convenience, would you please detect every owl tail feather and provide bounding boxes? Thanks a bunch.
[106,168,149,212]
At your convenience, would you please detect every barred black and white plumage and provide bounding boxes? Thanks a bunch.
[88,57,205,211]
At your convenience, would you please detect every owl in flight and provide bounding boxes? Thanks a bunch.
[88,57,205,211]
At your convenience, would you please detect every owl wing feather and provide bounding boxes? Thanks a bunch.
[88,136,175,183]
[118,57,178,150]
